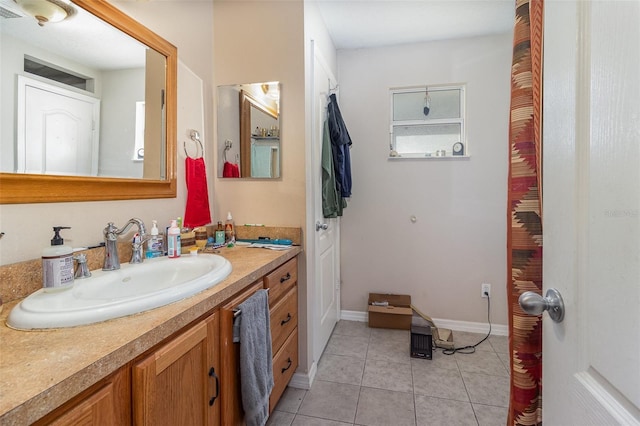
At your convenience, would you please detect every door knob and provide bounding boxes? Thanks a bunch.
[518,288,565,323]
[316,221,328,231]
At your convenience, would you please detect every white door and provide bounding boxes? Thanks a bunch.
[311,41,341,363]
[16,75,99,176]
[542,1,640,424]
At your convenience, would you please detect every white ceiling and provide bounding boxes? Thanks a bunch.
[1,0,516,70]
[314,0,515,50]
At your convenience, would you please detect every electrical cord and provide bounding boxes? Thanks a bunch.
[438,293,492,355]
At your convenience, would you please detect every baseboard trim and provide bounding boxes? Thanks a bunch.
[289,361,316,390]
[340,310,508,336]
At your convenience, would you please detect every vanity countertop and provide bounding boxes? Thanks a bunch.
[0,246,301,425]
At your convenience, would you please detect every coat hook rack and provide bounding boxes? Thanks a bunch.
[328,79,339,94]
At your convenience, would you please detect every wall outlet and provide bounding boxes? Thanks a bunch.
[481,283,491,298]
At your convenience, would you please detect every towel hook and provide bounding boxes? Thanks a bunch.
[223,140,232,163]
[328,79,339,94]
[184,129,204,159]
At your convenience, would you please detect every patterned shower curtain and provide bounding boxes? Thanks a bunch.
[507,0,544,425]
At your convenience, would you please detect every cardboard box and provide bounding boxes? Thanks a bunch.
[368,293,412,330]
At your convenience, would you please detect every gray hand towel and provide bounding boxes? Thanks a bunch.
[238,289,273,426]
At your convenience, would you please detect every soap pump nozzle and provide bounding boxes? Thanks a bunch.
[51,226,71,246]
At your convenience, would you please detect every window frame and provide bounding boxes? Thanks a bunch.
[389,84,467,159]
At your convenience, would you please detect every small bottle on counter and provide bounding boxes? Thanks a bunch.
[167,220,181,258]
[225,212,235,244]
[145,220,164,258]
[42,226,74,292]
[215,221,225,245]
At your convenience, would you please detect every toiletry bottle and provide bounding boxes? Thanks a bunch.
[167,220,181,258]
[146,220,164,258]
[215,221,225,245]
[225,212,235,244]
[194,226,208,249]
[180,228,196,255]
[42,226,74,292]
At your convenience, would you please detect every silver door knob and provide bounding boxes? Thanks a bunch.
[518,288,565,323]
[315,221,328,231]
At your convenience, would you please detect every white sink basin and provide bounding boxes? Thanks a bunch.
[7,254,232,330]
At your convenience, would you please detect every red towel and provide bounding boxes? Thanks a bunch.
[223,161,240,178]
[184,157,212,228]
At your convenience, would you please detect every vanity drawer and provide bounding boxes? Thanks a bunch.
[269,327,298,413]
[264,258,297,305]
[269,285,298,354]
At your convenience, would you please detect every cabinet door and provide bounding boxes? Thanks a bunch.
[133,312,220,426]
[219,281,264,426]
[37,368,130,426]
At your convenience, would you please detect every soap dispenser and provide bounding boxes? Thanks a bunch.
[146,220,164,258]
[42,226,74,292]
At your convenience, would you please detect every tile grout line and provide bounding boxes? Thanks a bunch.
[279,323,507,426]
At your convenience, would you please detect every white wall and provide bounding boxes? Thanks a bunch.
[338,33,513,326]
[99,68,144,178]
[0,1,214,266]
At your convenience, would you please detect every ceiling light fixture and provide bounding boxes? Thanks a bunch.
[14,0,75,26]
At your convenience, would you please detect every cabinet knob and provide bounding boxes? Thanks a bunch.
[281,313,292,326]
[280,273,291,283]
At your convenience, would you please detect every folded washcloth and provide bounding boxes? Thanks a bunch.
[237,290,273,426]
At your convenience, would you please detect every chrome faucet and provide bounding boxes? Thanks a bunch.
[102,218,147,271]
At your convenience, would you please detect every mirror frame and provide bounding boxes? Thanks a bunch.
[0,0,177,204]
[239,90,279,178]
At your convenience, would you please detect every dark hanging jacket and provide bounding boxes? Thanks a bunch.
[327,94,352,198]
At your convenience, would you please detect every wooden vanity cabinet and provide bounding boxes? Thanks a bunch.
[132,311,221,426]
[220,256,299,424]
[265,258,299,412]
[26,254,298,426]
[33,367,130,426]
[219,281,264,426]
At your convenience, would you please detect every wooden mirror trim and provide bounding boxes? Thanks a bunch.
[0,0,177,204]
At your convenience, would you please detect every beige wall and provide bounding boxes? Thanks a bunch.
[337,33,513,326]
[213,1,306,227]
[212,0,309,370]
[0,2,214,266]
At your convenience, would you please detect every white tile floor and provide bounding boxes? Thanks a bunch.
[268,320,510,426]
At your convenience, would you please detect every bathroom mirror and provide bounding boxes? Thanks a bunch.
[0,0,177,203]
[217,82,280,179]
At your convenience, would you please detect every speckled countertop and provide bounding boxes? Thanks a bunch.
[0,246,301,425]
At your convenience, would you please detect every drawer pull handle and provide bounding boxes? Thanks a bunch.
[281,357,292,374]
[208,367,220,406]
[280,272,292,283]
[281,313,292,326]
